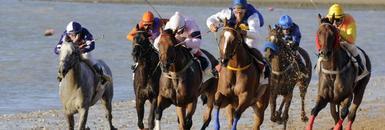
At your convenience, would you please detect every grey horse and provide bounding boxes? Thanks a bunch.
[58,41,116,130]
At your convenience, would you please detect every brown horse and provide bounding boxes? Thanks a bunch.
[306,14,371,130]
[264,25,312,129]
[213,19,269,130]
[154,29,202,130]
[131,25,161,130]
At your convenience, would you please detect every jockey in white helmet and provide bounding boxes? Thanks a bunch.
[154,12,216,82]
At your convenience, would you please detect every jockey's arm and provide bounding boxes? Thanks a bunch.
[54,31,67,55]
[206,9,231,29]
[127,27,137,42]
[245,14,260,40]
[291,24,302,46]
[184,31,202,49]
[80,29,95,53]
[339,21,356,44]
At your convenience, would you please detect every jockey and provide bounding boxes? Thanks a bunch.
[127,11,168,43]
[276,15,306,76]
[54,21,110,83]
[154,11,216,82]
[127,11,168,70]
[277,15,301,50]
[327,4,364,70]
[206,0,269,83]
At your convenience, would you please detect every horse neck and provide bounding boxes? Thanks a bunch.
[64,61,82,88]
[228,43,252,67]
[170,47,192,72]
[272,47,293,71]
[323,48,349,70]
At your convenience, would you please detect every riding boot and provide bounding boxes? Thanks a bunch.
[354,55,364,74]
[295,52,307,79]
[249,48,270,85]
[131,62,138,71]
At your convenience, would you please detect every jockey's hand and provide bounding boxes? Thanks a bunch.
[209,24,218,32]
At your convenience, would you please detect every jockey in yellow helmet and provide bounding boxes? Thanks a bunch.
[327,4,364,70]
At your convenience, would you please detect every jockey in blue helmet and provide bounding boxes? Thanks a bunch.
[275,15,306,76]
[206,0,269,84]
[54,21,110,83]
[277,15,302,50]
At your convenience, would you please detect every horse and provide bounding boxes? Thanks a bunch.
[306,14,371,130]
[58,41,116,130]
[131,24,161,130]
[154,29,203,130]
[213,18,269,130]
[264,25,312,129]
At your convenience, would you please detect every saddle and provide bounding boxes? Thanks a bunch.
[340,45,369,82]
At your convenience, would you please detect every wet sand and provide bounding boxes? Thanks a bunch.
[1,81,385,129]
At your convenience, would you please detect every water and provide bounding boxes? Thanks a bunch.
[1,0,385,114]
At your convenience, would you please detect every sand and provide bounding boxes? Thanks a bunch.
[1,83,385,129]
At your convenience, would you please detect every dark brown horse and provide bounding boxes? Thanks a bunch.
[306,14,371,130]
[213,19,269,130]
[131,25,161,130]
[154,29,202,130]
[264,25,312,129]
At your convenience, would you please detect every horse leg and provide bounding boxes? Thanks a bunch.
[213,92,223,130]
[330,103,339,126]
[334,97,352,130]
[101,90,116,130]
[78,108,89,130]
[269,92,279,122]
[226,104,235,129]
[282,93,293,130]
[185,99,197,129]
[201,93,214,130]
[346,84,366,130]
[176,106,186,130]
[148,98,157,129]
[276,96,286,124]
[252,87,269,130]
[306,96,328,130]
[231,93,250,130]
[65,112,74,130]
[155,96,171,130]
[135,98,145,129]
[299,83,309,122]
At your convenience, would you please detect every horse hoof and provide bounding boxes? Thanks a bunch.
[302,116,309,122]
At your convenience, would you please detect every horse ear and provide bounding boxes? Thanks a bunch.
[223,18,228,27]
[331,13,336,24]
[268,25,272,32]
[136,24,140,30]
[318,13,322,24]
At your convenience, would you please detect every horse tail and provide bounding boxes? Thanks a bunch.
[298,47,312,81]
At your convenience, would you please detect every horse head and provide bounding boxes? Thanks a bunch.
[265,25,286,61]
[58,41,81,79]
[158,29,178,72]
[317,14,340,61]
[219,18,243,66]
[132,24,153,62]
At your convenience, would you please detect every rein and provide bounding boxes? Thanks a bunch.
[220,27,252,71]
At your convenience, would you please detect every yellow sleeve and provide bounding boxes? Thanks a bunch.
[339,16,356,44]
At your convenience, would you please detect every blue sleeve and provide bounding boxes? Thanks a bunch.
[292,23,301,46]
[80,28,95,53]
[82,41,95,53]
[54,31,66,55]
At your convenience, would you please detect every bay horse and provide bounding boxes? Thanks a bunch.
[264,25,312,129]
[155,29,202,130]
[306,14,371,130]
[58,41,116,130]
[213,19,269,130]
[131,24,161,130]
